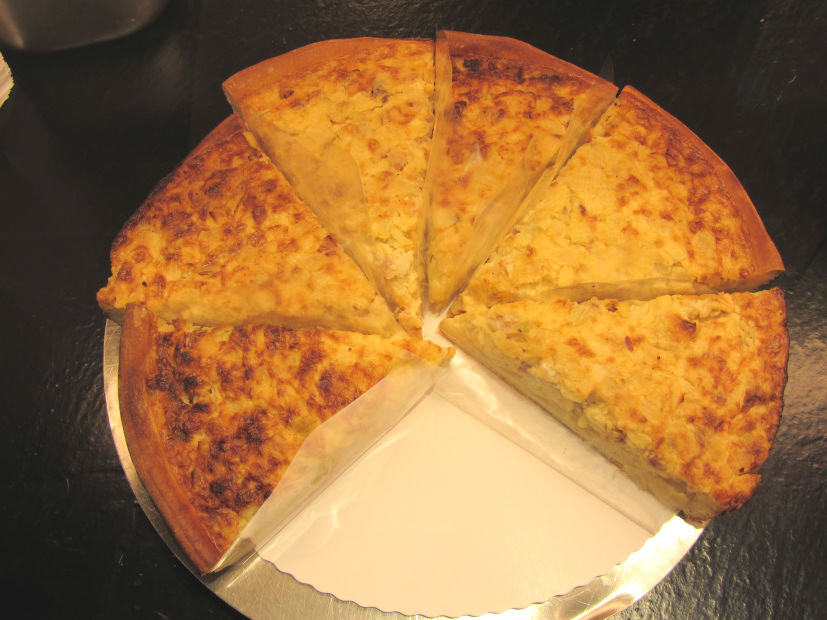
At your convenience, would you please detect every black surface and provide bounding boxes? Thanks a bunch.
[1,0,825,618]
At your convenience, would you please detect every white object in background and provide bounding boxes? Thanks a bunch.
[0,52,12,107]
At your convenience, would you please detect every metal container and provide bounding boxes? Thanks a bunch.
[0,0,169,52]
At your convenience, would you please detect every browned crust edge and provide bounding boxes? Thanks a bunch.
[97,114,259,323]
[119,304,223,575]
[442,30,612,87]
[620,86,785,286]
[222,37,432,108]
[189,114,244,157]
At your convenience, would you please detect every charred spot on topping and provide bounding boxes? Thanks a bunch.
[297,346,324,380]
[679,318,697,335]
[152,274,166,294]
[606,301,618,312]
[278,237,298,253]
[317,234,338,254]
[209,479,228,497]
[741,390,766,412]
[317,368,341,402]
[247,197,267,224]
[280,87,294,99]
[216,361,234,385]
[462,58,483,74]
[566,337,596,358]
[170,420,190,443]
[229,327,253,352]
[702,462,722,484]
[261,178,279,194]
[625,336,634,352]
[148,358,178,395]
[280,407,297,426]
[454,100,467,118]
[508,65,525,84]
[248,231,266,247]
[203,170,233,198]
[688,184,711,209]
[117,262,134,283]
[701,409,725,431]
[236,409,266,447]
[629,409,648,424]
[688,219,704,233]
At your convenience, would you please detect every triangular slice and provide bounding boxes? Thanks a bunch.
[454,87,784,313]
[440,290,788,521]
[97,116,401,337]
[223,38,435,334]
[119,303,453,574]
[424,31,618,312]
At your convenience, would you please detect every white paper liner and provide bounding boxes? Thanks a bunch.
[240,313,675,617]
[213,354,447,572]
[258,394,655,617]
[0,53,12,107]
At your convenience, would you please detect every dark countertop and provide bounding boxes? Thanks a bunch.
[1,1,825,618]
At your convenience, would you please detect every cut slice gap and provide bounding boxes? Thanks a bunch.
[455,86,784,312]
[423,30,617,312]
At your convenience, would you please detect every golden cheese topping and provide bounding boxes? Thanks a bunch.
[425,31,617,311]
[120,304,453,574]
[97,117,401,337]
[456,87,784,311]
[224,39,435,333]
[440,290,788,521]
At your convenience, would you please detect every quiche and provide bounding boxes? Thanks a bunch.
[223,38,436,334]
[454,86,784,313]
[100,34,790,580]
[440,290,788,522]
[424,31,617,311]
[119,303,453,574]
[97,115,401,337]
